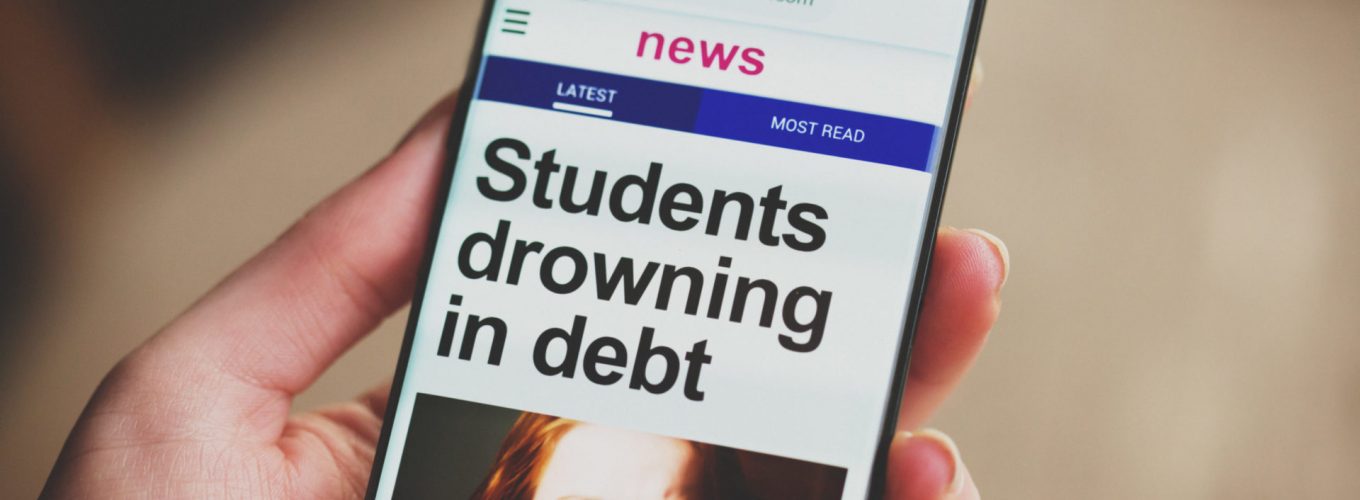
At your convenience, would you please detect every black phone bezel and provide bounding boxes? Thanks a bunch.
[364,1,988,498]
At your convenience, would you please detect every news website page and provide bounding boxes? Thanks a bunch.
[374,1,975,498]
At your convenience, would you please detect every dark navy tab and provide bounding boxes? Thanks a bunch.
[479,57,701,131]
[476,55,936,172]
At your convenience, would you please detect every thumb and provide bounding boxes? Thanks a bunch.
[887,429,980,500]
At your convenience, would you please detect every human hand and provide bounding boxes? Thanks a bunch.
[42,92,1006,500]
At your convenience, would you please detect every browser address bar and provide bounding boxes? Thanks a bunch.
[585,0,829,28]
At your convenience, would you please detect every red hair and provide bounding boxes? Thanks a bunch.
[469,413,748,499]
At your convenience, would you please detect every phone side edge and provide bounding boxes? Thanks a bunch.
[865,1,989,498]
[363,1,499,498]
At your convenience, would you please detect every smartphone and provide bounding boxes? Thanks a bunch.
[366,1,984,498]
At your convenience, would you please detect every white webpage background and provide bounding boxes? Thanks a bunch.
[376,103,931,499]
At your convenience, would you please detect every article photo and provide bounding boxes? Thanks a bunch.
[392,393,847,499]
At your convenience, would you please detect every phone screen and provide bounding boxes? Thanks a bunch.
[368,1,983,498]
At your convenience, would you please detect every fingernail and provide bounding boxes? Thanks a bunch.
[393,110,439,152]
[392,92,458,152]
[917,428,966,496]
[966,228,1009,291]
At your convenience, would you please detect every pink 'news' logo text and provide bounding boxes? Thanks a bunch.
[635,31,766,76]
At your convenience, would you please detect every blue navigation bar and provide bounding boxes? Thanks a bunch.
[477,56,937,172]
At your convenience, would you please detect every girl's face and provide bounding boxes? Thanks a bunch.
[532,424,703,500]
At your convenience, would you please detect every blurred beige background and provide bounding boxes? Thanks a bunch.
[1,1,1357,498]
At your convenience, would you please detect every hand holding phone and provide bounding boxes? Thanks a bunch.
[42,92,1003,500]
[44,1,1003,499]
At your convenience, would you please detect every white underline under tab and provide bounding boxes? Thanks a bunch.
[552,101,614,118]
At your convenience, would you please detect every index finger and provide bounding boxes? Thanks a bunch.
[897,227,1007,430]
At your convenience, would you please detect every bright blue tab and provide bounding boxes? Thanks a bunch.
[694,90,936,171]
[476,56,936,172]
